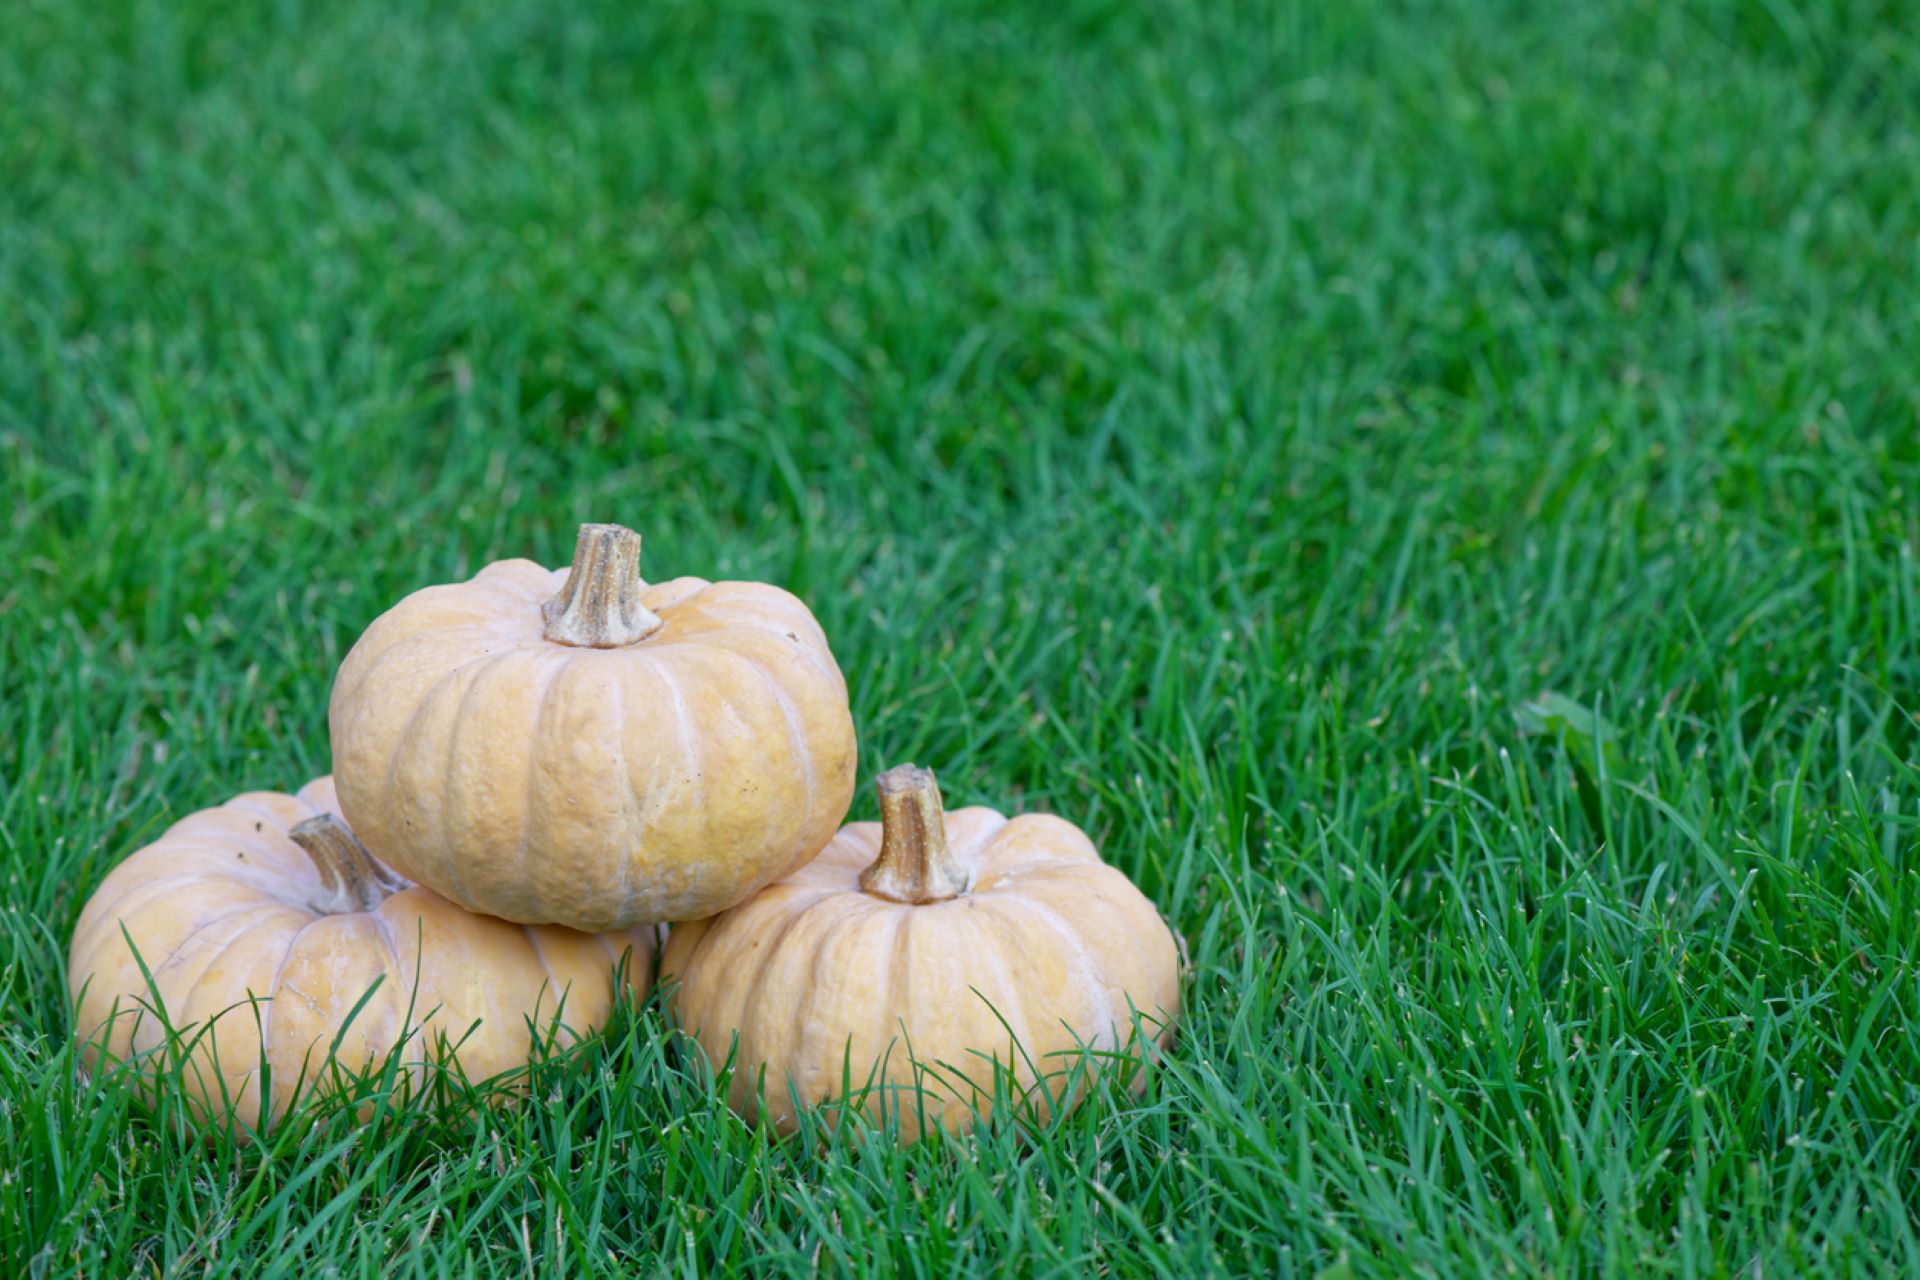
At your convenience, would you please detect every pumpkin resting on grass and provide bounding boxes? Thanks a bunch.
[662,764,1181,1140]
[328,522,858,931]
[67,777,654,1130]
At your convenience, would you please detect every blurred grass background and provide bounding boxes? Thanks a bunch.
[4,0,1920,1274]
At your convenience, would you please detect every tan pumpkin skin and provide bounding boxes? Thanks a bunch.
[662,781,1180,1141]
[68,778,654,1130]
[327,529,857,931]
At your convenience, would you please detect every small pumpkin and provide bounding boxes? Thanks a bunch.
[662,764,1181,1140]
[68,777,654,1130]
[328,522,858,931]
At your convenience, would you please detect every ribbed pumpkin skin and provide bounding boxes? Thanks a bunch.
[327,559,857,930]
[68,778,654,1130]
[662,808,1180,1141]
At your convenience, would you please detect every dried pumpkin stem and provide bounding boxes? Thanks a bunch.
[860,764,971,904]
[542,522,665,647]
[289,814,403,914]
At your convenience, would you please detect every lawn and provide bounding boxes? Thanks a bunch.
[4,0,1920,1274]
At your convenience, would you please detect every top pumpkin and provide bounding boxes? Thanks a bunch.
[328,523,857,931]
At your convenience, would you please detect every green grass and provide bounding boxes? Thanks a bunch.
[4,0,1920,1273]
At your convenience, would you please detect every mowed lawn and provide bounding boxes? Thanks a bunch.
[5,0,1920,1274]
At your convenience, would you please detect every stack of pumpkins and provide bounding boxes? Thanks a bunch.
[69,524,1180,1140]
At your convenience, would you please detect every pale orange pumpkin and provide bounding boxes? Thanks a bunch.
[327,523,858,931]
[662,765,1181,1141]
[68,777,654,1130]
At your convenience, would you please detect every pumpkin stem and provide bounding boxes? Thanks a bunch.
[289,814,404,914]
[860,764,971,904]
[542,522,666,647]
